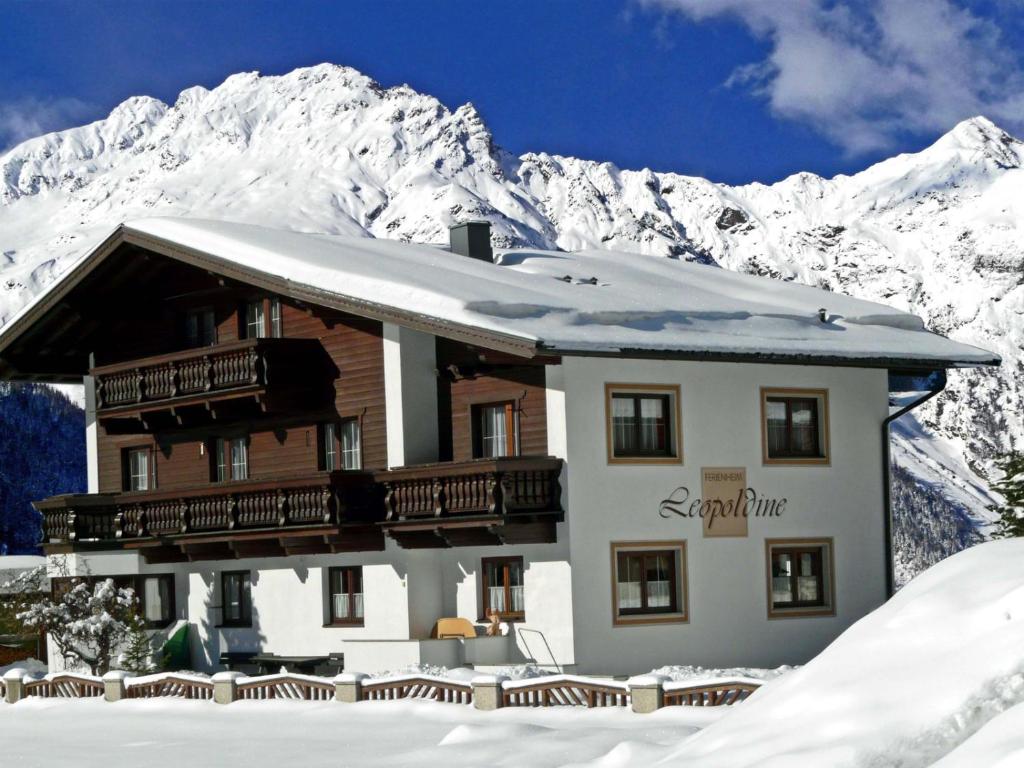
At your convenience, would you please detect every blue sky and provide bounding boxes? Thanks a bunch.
[2,0,1023,184]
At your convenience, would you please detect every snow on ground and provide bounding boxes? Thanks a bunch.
[930,701,1024,768]
[0,697,722,768]
[649,664,794,683]
[654,538,1024,767]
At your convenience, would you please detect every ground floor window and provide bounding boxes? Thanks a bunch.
[220,570,252,627]
[766,538,835,617]
[327,566,364,625]
[610,541,688,626]
[138,574,175,627]
[482,556,525,620]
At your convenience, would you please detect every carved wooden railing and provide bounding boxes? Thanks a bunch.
[36,473,376,544]
[377,457,562,521]
[91,338,323,412]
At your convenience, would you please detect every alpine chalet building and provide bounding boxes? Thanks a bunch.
[0,218,998,675]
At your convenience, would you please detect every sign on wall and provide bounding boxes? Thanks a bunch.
[701,467,748,538]
[658,467,786,535]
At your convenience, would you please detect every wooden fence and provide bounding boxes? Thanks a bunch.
[2,670,763,712]
[359,675,473,704]
[236,673,334,701]
[125,673,214,700]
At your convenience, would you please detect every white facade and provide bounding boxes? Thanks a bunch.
[49,355,890,676]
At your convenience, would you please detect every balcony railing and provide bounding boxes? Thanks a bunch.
[37,457,564,554]
[92,338,322,413]
[376,457,563,521]
[36,473,378,545]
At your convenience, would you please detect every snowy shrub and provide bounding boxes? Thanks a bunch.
[992,452,1024,538]
[16,576,139,675]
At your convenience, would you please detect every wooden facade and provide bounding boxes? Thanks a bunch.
[29,244,562,558]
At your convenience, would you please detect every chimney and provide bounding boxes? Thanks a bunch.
[449,221,493,262]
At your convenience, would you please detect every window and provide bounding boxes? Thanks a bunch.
[604,384,682,464]
[340,419,361,470]
[482,557,525,620]
[320,420,361,471]
[244,301,266,339]
[327,566,364,625]
[610,541,688,625]
[211,437,248,482]
[185,307,216,347]
[321,422,339,471]
[270,298,283,337]
[473,402,517,458]
[761,388,830,465]
[221,571,252,626]
[766,539,835,618]
[242,297,283,339]
[139,574,175,628]
[123,447,152,492]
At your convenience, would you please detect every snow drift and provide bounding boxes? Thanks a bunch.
[657,539,1024,767]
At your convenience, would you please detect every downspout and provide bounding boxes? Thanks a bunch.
[881,370,947,597]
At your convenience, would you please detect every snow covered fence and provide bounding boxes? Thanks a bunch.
[0,668,761,712]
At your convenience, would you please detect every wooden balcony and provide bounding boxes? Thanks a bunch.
[374,456,563,549]
[36,473,384,563]
[92,338,329,433]
[36,457,565,557]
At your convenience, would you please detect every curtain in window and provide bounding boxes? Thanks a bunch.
[509,560,525,613]
[269,298,282,337]
[766,400,789,456]
[789,400,817,454]
[143,576,170,623]
[323,422,337,471]
[486,562,505,613]
[246,302,266,339]
[796,552,821,602]
[129,450,149,491]
[772,552,794,604]
[612,397,637,454]
[480,405,509,458]
[617,555,642,610]
[645,554,671,608]
[638,397,666,452]
[230,438,248,480]
[341,420,361,469]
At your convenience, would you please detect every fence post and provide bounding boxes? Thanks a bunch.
[334,672,367,703]
[3,669,26,704]
[471,674,508,711]
[103,671,131,702]
[628,675,668,714]
[212,671,245,704]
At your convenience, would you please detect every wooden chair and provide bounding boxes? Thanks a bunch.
[430,617,478,639]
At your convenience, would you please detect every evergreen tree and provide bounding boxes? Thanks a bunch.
[0,383,86,554]
[992,451,1024,538]
[119,612,155,675]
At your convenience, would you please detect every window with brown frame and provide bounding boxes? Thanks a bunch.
[481,556,525,620]
[327,566,364,625]
[761,388,830,464]
[604,384,682,464]
[209,436,249,482]
[319,419,362,471]
[610,541,688,625]
[240,297,284,339]
[184,307,217,347]
[220,570,252,627]
[766,539,835,618]
[472,401,518,459]
[122,446,153,492]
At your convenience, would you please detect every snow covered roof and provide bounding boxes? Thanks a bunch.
[0,217,1000,368]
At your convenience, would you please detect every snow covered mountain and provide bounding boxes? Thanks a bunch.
[0,63,1017,577]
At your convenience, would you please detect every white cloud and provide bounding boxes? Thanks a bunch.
[642,0,1024,153]
[0,97,95,152]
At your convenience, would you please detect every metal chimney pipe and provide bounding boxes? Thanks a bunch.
[449,221,493,262]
